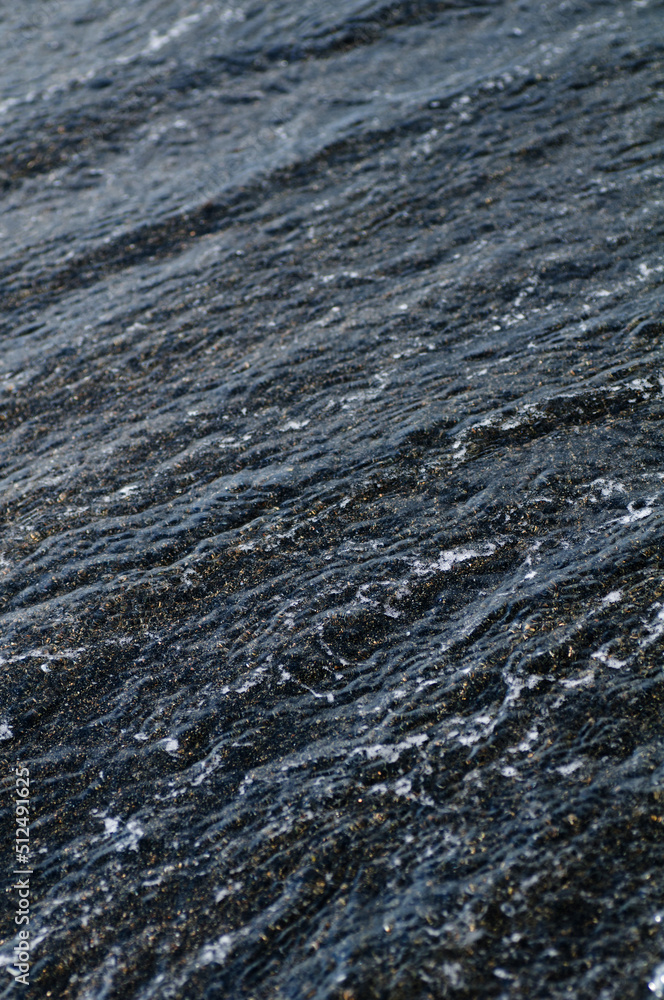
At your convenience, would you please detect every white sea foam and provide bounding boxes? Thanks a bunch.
[591,646,627,669]
[200,933,235,966]
[413,541,498,577]
[557,760,584,776]
[602,590,623,605]
[352,732,427,764]
[641,604,664,648]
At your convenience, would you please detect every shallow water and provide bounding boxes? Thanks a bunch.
[1,1,664,998]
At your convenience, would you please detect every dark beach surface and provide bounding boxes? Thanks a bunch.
[1,1,664,997]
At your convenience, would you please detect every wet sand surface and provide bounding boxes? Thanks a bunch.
[1,2,664,998]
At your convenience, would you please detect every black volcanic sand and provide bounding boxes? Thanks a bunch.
[1,2,664,998]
